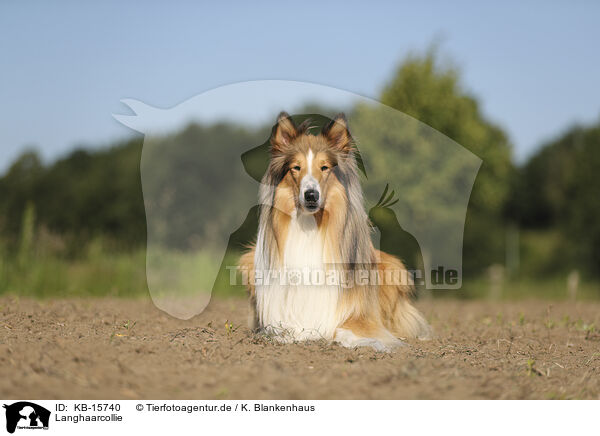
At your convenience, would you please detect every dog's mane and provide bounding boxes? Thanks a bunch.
[334,151,375,269]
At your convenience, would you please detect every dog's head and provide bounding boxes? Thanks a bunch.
[268,112,354,214]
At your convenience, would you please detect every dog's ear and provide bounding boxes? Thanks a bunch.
[270,112,298,153]
[322,113,352,152]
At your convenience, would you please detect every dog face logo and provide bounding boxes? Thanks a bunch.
[3,402,50,433]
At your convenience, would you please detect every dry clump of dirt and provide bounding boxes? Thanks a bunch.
[0,296,599,399]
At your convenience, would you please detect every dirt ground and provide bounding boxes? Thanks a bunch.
[1,296,599,399]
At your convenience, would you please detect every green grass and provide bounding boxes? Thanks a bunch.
[0,220,257,300]
[451,276,600,300]
[2,203,598,300]
[0,249,148,298]
[2,248,599,300]
[1,229,599,300]
[0,247,251,299]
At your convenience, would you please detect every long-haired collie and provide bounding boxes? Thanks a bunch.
[239,112,430,351]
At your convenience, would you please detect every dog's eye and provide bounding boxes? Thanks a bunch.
[292,166,301,171]
[321,166,329,171]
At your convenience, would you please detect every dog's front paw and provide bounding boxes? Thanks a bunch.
[334,328,404,352]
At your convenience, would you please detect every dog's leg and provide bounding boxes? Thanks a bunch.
[334,316,403,352]
[247,295,259,331]
[334,250,431,350]
[375,250,431,339]
[390,299,431,339]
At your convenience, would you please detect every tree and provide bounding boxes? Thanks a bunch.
[512,122,600,276]
[0,150,44,243]
[378,50,513,274]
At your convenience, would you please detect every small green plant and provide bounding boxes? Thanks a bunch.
[224,320,237,336]
[123,320,137,331]
[526,359,542,377]
[518,312,525,326]
[582,323,596,340]
[575,321,595,334]
[110,319,137,341]
[586,352,600,365]
[215,387,229,399]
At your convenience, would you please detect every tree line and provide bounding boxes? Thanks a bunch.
[0,51,598,279]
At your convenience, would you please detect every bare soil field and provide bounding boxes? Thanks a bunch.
[1,296,599,399]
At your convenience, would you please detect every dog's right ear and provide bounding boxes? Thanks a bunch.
[322,113,353,153]
[270,112,298,153]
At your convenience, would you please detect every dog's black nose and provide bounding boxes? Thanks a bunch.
[304,189,319,203]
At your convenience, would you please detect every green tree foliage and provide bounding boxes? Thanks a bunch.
[141,122,268,250]
[350,103,481,283]
[0,150,44,241]
[0,139,146,253]
[379,51,513,273]
[17,202,35,266]
[510,122,600,276]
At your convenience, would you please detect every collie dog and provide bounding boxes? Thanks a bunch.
[239,112,430,350]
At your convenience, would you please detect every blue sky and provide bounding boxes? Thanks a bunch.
[1,1,600,172]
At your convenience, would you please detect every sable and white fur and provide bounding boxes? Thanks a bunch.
[239,112,430,350]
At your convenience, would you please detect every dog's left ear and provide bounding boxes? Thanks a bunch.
[322,113,352,152]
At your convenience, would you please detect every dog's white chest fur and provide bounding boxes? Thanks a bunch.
[256,213,341,341]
